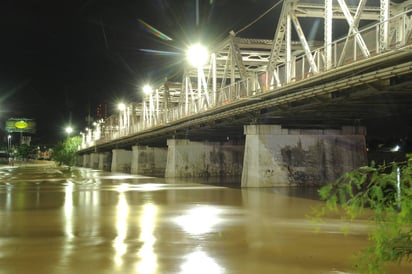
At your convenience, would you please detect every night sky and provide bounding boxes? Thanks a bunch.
[0,0,277,144]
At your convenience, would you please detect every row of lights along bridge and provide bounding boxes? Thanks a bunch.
[64,44,209,143]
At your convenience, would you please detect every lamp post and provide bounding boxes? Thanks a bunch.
[85,127,92,144]
[118,102,126,135]
[7,134,11,153]
[93,120,102,141]
[187,43,209,111]
[80,131,85,149]
[143,85,153,127]
[7,134,13,165]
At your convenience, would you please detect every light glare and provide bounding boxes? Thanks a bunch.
[187,44,208,67]
[391,145,400,152]
[118,103,126,111]
[143,85,153,95]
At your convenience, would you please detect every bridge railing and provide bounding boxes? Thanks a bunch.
[217,79,253,105]
[81,10,412,150]
[271,10,411,87]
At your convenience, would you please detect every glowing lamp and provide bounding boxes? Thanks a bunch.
[187,44,208,67]
[143,85,153,95]
[118,103,126,111]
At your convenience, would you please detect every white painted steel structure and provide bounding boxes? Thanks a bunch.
[81,0,412,150]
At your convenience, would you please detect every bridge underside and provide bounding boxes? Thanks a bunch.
[181,75,412,142]
[94,55,412,149]
[85,74,412,149]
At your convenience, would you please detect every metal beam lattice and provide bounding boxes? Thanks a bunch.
[79,0,412,151]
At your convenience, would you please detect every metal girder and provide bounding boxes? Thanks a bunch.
[392,0,412,15]
[337,0,370,59]
[325,0,333,70]
[267,0,386,84]
[219,43,232,90]
[379,0,390,52]
[210,37,324,78]
[173,0,396,123]
[286,13,292,83]
[290,8,318,74]
[267,0,293,88]
[230,33,249,80]
[293,3,380,20]
[337,0,370,66]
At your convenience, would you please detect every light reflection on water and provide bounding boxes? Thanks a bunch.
[180,249,223,274]
[63,180,74,240]
[113,184,129,267]
[0,165,411,274]
[136,203,158,274]
[175,205,221,235]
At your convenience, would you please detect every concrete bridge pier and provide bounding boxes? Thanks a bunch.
[111,149,132,173]
[82,154,91,168]
[98,152,112,171]
[241,125,367,187]
[131,146,167,176]
[90,153,99,169]
[77,155,83,167]
[165,139,244,178]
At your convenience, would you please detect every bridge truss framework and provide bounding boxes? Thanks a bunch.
[81,0,412,151]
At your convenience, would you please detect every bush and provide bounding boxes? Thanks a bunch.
[52,136,81,168]
[315,154,412,273]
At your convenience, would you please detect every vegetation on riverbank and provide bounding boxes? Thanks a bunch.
[314,155,412,273]
[52,136,82,169]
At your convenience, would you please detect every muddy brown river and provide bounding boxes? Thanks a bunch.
[0,162,410,274]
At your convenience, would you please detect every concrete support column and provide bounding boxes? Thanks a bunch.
[82,154,91,168]
[98,152,111,171]
[111,149,132,173]
[77,155,83,167]
[90,152,99,169]
[241,125,367,187]
[165,139,244,178]
[131,146,167,176]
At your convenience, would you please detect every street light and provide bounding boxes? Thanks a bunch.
[187,43,209,111]
[65,126,73,137]
[143,85,153,95]
[85,127,92,144]
[117,102,126,111]
[186,44,208,67]
[117,102,128,135]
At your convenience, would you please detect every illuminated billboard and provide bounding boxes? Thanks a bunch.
[6,118,36,133]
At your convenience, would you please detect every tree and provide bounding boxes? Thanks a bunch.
[52,136,82,168]
[315,154,412,273]
[15,144,37,160]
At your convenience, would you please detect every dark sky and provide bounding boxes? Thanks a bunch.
[0,0,277,144]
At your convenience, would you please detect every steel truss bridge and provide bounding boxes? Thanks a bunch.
[80,0,412,153]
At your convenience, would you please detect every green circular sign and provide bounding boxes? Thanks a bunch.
[15,120,28,129]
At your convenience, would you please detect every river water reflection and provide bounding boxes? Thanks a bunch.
[0,162,410,274]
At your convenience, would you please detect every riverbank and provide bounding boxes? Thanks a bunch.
[0,159,57,167]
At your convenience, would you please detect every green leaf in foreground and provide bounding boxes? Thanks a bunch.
[314,155,412,273]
